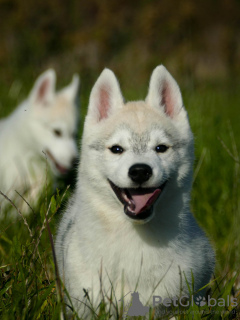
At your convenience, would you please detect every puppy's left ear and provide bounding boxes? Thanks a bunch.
[145,65,183,118]
[59,74,80,101]
[87,68,124,123]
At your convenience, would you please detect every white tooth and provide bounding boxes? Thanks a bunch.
[122,192,130,203]
[129,200,135,210]
[121,191,135,210]
[127,206,135,213]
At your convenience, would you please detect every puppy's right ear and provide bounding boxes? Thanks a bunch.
[29,69,56,106]
[145,65,183,118]
[87,69,124,123]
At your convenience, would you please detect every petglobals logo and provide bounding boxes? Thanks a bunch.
[153,295,238,308]
[120,291,238,318]
[120,291,150,318]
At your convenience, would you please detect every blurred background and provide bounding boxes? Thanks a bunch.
[0,0,240,279]
[0,0,240,96]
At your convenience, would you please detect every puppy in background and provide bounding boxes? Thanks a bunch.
[0,69,79,217]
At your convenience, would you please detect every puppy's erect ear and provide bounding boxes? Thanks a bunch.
[87,69,124,123]
[29,69,56,106]
[145,65,183,118]
[59,74,80,101]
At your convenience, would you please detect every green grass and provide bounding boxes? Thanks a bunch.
[185,84,240,276]
[0,78,240,319]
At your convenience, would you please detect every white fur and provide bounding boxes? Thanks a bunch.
[0,69,80,217]
[56,65,215,318]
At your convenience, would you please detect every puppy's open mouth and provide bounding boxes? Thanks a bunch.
[45,149,69,175]
[109,180,167,220]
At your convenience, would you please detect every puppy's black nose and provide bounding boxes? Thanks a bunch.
[128,164,152,184]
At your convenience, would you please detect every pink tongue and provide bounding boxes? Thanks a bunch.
[128,188,161,214]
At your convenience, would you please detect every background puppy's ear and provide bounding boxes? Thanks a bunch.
[29,69,56,106]
[87,68,124,123]
[59,74,80,102]
[145,65,183,118]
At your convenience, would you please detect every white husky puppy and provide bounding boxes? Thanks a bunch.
[0,69,79,216]
[56,65,215,317]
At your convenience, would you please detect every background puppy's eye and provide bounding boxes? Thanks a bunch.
[53,129,62,137]
[109,145,124,154]
[155,144,169,153]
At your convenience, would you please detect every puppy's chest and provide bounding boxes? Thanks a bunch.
[84,236,181,299]
[84,228,176,277]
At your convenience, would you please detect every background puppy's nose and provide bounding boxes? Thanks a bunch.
[128,163,152,184]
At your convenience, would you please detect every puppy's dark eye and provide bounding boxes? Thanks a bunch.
[109,145,124,154]
[155,145,169,153]
[53,129,62,137]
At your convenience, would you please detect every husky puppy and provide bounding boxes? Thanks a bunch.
[0,69,79,216]
[56,66,215,317]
